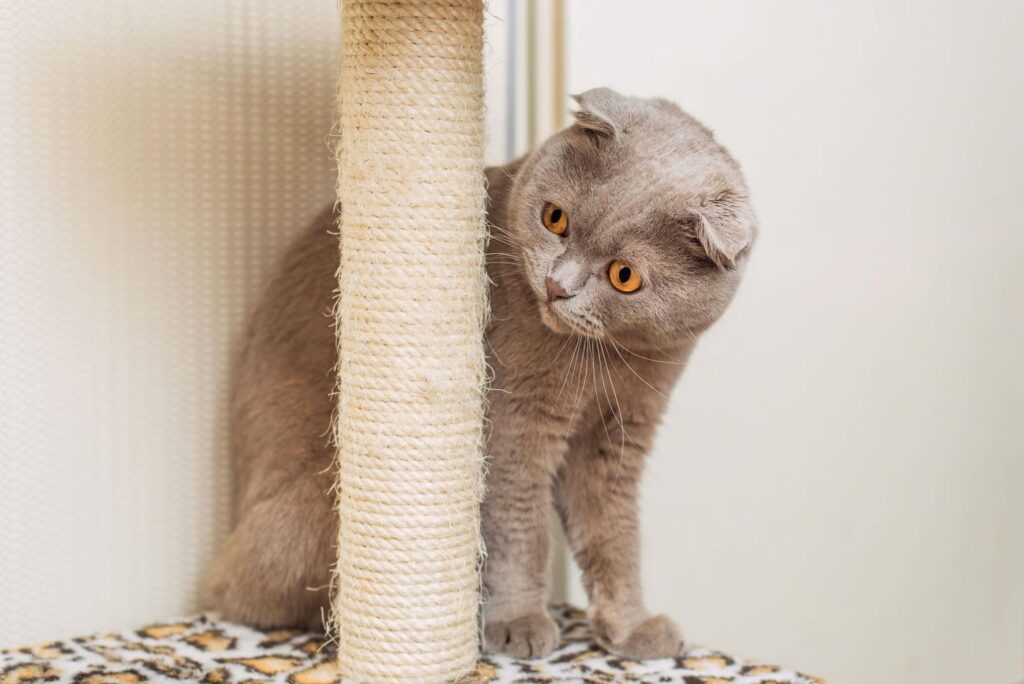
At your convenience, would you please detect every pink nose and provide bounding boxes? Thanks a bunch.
[545,277,572,302]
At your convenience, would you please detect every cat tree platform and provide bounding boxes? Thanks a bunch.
[0,605,821,684]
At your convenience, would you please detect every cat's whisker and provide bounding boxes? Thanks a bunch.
[598,341,632,444]
[486,251,524,262]
[606,335,669,399]
[561,335,585,411]
[486,223,525,245]
[486,235,523,248]
[601,342,636,482]
[550,332,579,400]
[582,337,596,409]
[486,243,521,253]
[595,343,628,481]
[556,334,583,404]
[604,341,633,400]
[486,252,523,261]
[551,328,576,367]
[569,337,591,424]
[604,330,686,366]
[562,311,604,340]
[486,241,523,250]
[556,339,577,403]
[487,222,517,237]
[567,336,586,418]
[590,339,619,467]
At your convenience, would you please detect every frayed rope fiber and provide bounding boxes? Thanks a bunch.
[332,1,489,682]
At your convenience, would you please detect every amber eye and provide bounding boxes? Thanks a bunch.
[609,260,642,293]
[542,202,568,236]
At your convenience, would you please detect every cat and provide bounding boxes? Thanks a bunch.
[203,88,756,660]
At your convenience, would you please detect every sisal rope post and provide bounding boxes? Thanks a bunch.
[332,1,488,682]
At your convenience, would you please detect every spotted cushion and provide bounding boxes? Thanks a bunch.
[1,605,821,683]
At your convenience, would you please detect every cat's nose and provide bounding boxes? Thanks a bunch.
[545,277,573,302]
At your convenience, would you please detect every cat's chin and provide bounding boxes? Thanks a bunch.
[538,303,595,338]
[539,307,572,335]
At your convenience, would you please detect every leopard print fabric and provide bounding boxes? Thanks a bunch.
[1,606,823,683]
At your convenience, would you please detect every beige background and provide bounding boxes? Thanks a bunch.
[563,2,1024,683]
[0,0,340,645]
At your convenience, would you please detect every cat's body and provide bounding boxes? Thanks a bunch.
[204,89,756,660]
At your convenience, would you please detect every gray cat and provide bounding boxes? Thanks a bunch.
[204,88,756,660]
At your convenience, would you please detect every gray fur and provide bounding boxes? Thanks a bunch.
[204,89,756,659]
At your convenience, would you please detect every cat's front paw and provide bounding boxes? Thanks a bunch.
[594,613,683,660]
[484,611,560,659]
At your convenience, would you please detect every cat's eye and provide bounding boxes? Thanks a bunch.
[609,260,642,293]
[542,202,568,236]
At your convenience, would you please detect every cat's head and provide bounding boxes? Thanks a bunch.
[506,88,757,350]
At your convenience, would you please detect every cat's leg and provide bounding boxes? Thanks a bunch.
[481,406,566,658]
[555,415,683,659]
[203,481,336,630]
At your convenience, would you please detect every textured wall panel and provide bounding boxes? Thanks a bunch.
[0,0,339,645]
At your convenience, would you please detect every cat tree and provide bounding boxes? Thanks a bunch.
[0,3,820,683]
[332,1,488,681]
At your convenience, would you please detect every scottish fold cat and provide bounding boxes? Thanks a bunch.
[205,88,756,660]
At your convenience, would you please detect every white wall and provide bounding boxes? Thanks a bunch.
[564,2,1024,683]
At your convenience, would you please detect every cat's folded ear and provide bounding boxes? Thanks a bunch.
[570,88,627,140]
[691,190,757,270]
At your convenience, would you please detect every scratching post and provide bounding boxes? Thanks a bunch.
[332,1,488,682]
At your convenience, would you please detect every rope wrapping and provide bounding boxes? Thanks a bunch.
[332,1,487,681]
